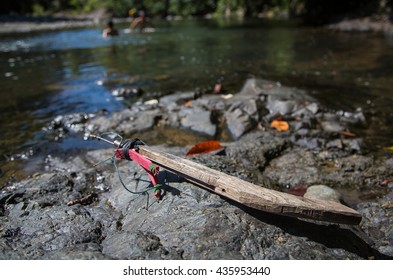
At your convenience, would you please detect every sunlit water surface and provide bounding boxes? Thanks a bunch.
[0,18,392,180]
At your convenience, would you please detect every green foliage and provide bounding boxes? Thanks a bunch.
[142,0,168,16]
[0,0,391,22]
[68,0,103,13]
[32,3,46,16]
[103,0,132,17]
[167,0,217,16]
[215,0,245,17]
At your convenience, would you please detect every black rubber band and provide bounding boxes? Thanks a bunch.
[119,138,145,160]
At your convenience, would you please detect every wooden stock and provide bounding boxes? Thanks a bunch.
[138,146,362,225]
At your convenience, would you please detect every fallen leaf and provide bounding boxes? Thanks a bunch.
[380,178,393,186]
[338,130,356,137]
[186,140,223,157]
[385,146,393,151]
[287,184,308,196]
[270,120,289,131]
[185,100,192,107]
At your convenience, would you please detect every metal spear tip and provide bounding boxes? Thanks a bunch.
[84,133,118,146]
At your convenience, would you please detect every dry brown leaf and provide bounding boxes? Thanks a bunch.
[186,140,223,157]
[338,130,356,137]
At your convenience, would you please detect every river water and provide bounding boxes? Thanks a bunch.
[0,18,392,180]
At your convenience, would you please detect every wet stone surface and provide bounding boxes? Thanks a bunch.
[1,78,393,259]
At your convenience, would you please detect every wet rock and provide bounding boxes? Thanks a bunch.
[159,91,198,108]
[112,87,142,98]
[321,121,344,133]
[43,113,95,140]
[238,78,272,96]
[239,78,312,104]
[342,138,363,153]
[45,244,109,260]
[225,106,255,140]
[231,99,262,121]
[332,154,373,173]
[292,102,319,118]
[266,98,298,116]
[357,192,393,258]
[326,139,344,150]
[2,202,105,259]
[90,109,161,135]
[304,185,342,203]
[305,103,319,115]
[293,137,324,150]
[337,108,366,124]
[102,231,182,260]
[3,142,388,260]
[179,107,216,136]
[292,116,317,131]
[194,95,226,111]
[117,109,161,134]
[263,148,322,187]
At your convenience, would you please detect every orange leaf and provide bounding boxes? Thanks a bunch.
[186,140,223,157]
[270,120,289,131]
[338,130,356,137]
[185,100,192,107]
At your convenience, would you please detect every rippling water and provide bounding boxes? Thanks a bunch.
[0,18,392,178]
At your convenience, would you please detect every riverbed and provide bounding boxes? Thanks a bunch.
[0,18,392,181]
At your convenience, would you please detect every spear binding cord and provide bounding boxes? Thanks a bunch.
[92,133,160,197]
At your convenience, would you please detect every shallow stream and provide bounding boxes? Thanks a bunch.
[0,18,392,181]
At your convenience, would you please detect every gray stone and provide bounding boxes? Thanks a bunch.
[263,148,322,186]
[343,138,363,153]
[159,91,197,108]
[179,107,216,136]
[238,78,272,96]
[266,98,298,116]
[303,185,342,203]
[321,121,344,132]
[118,109,161,134]
[326,139,344,150]
[305,103,319,114]
[293,137,323,150]
[337,108,366,124]
[225,107,255,140]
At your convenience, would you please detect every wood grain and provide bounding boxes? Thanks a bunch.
[139,146,362,225]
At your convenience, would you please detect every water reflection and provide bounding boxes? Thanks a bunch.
[0,18,392,172]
